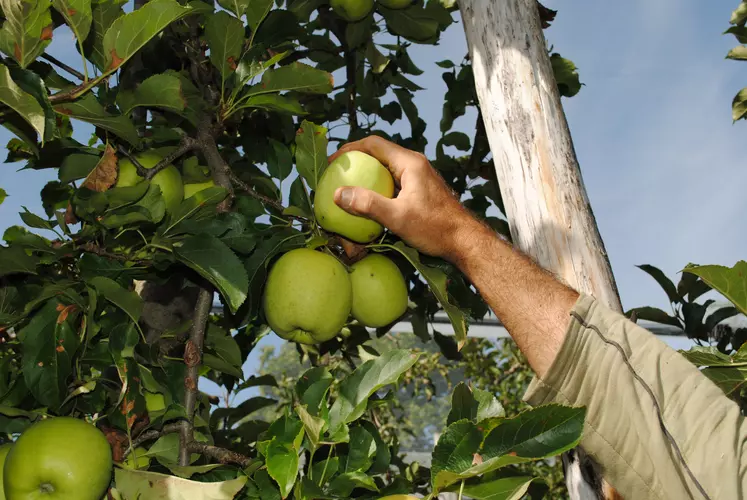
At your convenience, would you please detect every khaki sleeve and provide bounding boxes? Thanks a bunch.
[523,293,747,500]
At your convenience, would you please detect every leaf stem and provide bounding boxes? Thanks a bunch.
[178,286,213,466]
[458,479,465,500]
[318,444,334,487]
[41,53,85,81]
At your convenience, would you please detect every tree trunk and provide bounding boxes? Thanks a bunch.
[459,0,622,498]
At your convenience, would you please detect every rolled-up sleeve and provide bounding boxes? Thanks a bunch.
[523,294,747,499]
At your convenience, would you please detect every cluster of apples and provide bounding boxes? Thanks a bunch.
[0,417,112,500]
[263,151,409,345]
[330,0,414,22]
[115,152,216,211]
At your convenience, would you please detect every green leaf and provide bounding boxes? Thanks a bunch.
[637,264,680,304]
[327,471,379,497]
[294,404,325,449]
[114,468,247,499]
[379,4,439,42]
[54,93,139,145]
[0,0,53,68]
[732,87,747,121]
[701,366,747,396]
[679,346,734,367]
[246,0,275,33]
[174,234,248,313]
[246,62,333,97]
[0,188,6,205]
[727,45,747,61]
[239,94,305,115]
[210,396,277,429]
[0,65,46,141]
[366,40,390,74]
[237,374,278,391]
[205,11,244,83]
[550,53,582,97]
[266,139,293,181]
[342,425,376,473]
[203,324,243,378]
[447,382,477,425]
[160,186,229,236]
[266,440,298,498]
[393,88,425,137]
[328,349,419,439]
[456,476,545,500]
[726,25,747,44]
[433,405,585,491]
[116,73,187,116]
[19,206,54,231]
[102,0,193,74]
[294,119,328,190]
[732,1,747,25]
[0,245,39,277]
[52,0,93,43]
[18,300,80,408]
[82,0,125,72]
[431,419,483,486]
[684,261,747,315]
[295,366,333,416]
[40,181,72,217]
[441,131,471,151]
[377,242,468,348]
[625,306,681,328]
[88,276,143,324]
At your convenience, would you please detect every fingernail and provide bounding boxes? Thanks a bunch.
[338,188,353,209]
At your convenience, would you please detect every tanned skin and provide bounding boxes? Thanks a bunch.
[330,136,579,377]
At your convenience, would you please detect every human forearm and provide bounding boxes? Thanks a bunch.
[447,219,578,377]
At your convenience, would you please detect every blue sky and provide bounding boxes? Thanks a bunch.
[0,2,744,381]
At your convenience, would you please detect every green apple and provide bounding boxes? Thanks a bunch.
[263,248,352,344]
[377,0,414,9]
[122,447,150,470]
[4,417,113,500]
[0,442,12,500]
[116,152,184,211]
[314,151,394,243]
[330,0,374,21]
[184,179,216,199]
[350,254,408,327]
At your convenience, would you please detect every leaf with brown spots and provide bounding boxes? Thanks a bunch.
[52,0,92,44]
[82,144,117,192]
[56,304,77,323]
[204,11,243,81]
[0,0,54,68]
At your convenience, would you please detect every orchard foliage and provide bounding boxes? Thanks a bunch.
[0,0,585,498]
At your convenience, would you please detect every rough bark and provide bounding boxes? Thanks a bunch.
[459,1,623,498]
[459,0,622,313]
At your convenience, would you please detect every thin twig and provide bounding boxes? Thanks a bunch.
[186,442,253,467]
[41,53,85,81]
[123,423,183,458]
[178,286,213,466]
[143,137,198,180]
[228,170,285,213]
[197,124,234,212]
[116,145,150,178]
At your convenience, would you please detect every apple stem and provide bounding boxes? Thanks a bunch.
[178,285,213,466]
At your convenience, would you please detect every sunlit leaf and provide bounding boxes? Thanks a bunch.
[266,440,299,498]
[205,11,244,83]
[52,0,93,43]
[294,119,328,190]
[54,94,139,145]
[174,234,248,313]
[114,468,247,499]
[0,65,46,141]
[88,276,143,324]
[684,261,747,315]
[116,73,187,116]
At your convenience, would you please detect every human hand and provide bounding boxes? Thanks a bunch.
[329,136,484,261]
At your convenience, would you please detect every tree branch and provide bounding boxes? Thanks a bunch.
[123,423,183,458]
[116,145,150,177]
[178,286,213,466]
[197,124,234,212]
[41,53,85,81]
[186,442,253,468]
[228,170,285,213]
[143,137,198,180]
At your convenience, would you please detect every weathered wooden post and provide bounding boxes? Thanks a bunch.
[459,0,623,498]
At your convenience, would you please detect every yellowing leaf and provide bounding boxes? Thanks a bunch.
[114,468,247,500]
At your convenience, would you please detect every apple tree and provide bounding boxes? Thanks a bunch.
[0,0,585,498]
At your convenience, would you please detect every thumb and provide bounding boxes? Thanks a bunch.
[334,186,397,227]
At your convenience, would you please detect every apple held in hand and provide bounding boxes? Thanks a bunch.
[350,254,408,327]
[3,417,113,500]
[314,151,394,243]
[330,0,374,21]
[263,248,352,344]
[116,152,184,211]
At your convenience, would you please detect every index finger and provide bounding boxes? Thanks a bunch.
[328,136,413,182]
